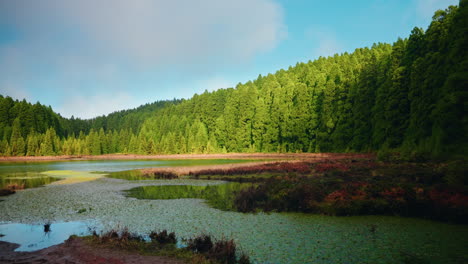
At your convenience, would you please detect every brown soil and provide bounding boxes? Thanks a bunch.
[0,236,185,264]
[0,152,372,163]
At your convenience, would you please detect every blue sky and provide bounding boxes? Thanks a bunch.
[0,0,458,119]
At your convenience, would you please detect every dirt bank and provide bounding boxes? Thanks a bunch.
[0,236,184,264]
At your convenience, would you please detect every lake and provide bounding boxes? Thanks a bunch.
[0,160,467,263]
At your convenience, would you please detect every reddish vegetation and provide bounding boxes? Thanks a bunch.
[189,162,312,177]
[429,188,468,208]
[0,183,25,197]
[0,236,184,264]
[228,159,467,223]
[5,183,25,190]
[314,162,350,173]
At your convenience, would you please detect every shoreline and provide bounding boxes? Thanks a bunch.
[0,237,186,264]
[0,152,372,162]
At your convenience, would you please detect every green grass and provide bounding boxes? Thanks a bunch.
[125,183,254,211]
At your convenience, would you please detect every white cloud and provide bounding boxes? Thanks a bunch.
[0,0,285,68]
[56,92,144,119]
[197,76,235,93]
[0,0,286,118]
[0,83,30,101]
[305,26,343,58]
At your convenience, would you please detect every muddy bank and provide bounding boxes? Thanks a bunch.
[0,153,372,162]
[0,236,184,264]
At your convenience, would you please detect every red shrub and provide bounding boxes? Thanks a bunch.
[429,189,468,208]
[380,187,406,202]
[314,162,350,173]
[324,190,349,202]
[189,162,311,176]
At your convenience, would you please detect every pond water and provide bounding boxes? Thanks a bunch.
[0,160,467,264]
[0,221,96,251]
[0,159,249,189]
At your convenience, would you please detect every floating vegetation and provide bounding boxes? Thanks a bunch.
[41,170,106,185]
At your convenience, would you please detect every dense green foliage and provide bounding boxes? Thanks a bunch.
[0,2,466,157]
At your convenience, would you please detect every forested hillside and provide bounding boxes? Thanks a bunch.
[0,2,466,158]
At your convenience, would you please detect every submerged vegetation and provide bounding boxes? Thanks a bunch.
[0,2,467,159]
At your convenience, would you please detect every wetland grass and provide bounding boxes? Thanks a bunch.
[89,229,250,264]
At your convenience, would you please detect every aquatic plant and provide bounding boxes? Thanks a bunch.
[149,230,177,244]
[187,234,250,264]
[95,228,144,249]
[90,229,250,264]
[187,234,214,253]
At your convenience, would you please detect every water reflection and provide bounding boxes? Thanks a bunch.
[125,182,253,211]
[44,223,51,233]
[0,159,252,191]
[0,221,98,251]
[0,172,60,190]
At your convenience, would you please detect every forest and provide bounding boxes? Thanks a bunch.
[0,3,466,159]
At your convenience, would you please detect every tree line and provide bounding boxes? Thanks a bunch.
[0,2,466,158]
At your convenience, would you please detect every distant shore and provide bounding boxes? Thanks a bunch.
[0,153,372,162]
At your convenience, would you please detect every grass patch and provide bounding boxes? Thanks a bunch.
[125,183,253,211]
